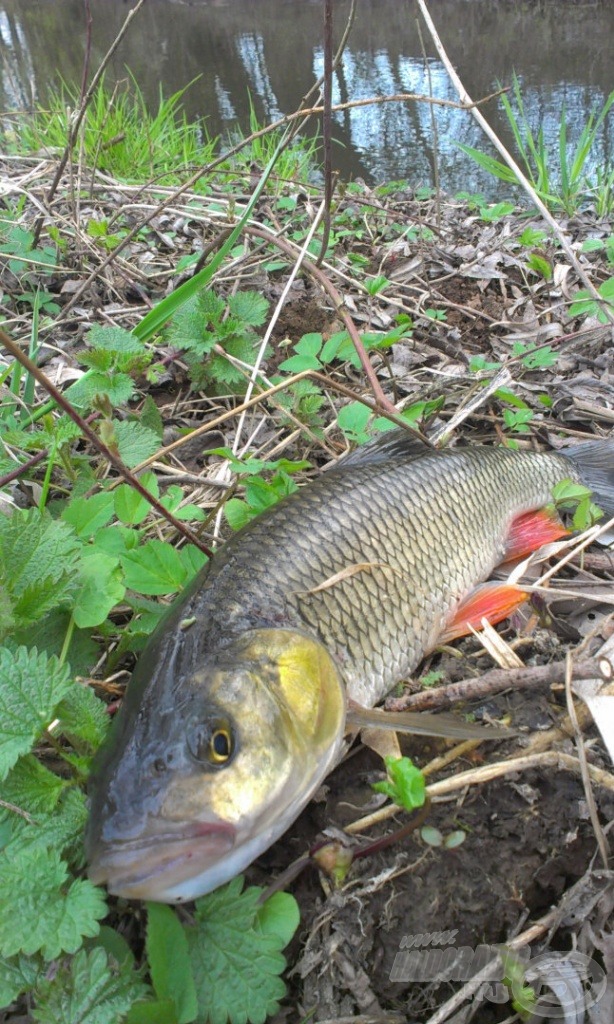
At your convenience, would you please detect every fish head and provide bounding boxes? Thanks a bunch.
[86,628,345,903]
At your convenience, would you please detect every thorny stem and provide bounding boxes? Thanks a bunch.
[0,328,214,558]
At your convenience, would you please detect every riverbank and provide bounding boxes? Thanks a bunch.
[1,148,613,1023]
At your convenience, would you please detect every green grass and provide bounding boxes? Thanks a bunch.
[4,75,320,193]
[458,75,614,216]
[8,75,218,185]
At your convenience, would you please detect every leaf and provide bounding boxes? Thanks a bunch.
[146,903,197,1024]
[10,610,98,678]
[228,291,269,326]
[55,684,110,751]
[125,999,179,1024]
[337,402,372,443]
[255,892,300,948]
[0,754,66,816]
[2,783,88,861]
[114,421,160,469]
[114,472,159,525]
[32,947,147,1024]
[121,540,191,595]
[0,953,40,1010]
[0,647,72,780]
[372,756,426,811]
[72,549,125,629]
[87,323,145,355]
[187,878,289,1024]
[139,396,164,440]
[0,847,106,959]
[224,498,253,531]
[66,371,135,409]
[62,493,115,539]
[0,510,80,634]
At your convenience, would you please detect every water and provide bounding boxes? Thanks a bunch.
[1,0,612,196]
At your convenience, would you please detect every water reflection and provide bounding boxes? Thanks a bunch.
[0,0,612,195]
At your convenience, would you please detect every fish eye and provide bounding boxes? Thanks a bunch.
[187,718,235,769]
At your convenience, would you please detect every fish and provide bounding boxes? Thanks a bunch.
[85,431,614,902]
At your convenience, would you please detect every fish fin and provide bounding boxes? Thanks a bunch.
[346,702,515,740]
[335,428,436,469]
[360,726,403,760]
[503,508,569,561]
[439,582,528,644]
[564,439,614,517]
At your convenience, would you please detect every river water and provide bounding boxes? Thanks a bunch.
[1,0,612,196]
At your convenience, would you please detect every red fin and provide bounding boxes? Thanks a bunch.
[503,508,569,562]
[440,583,528,643]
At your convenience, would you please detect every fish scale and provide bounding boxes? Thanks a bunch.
[190,444,576,705]
[86,432,614,901]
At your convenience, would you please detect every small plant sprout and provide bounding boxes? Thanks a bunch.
[372,756,426,812]
[551,479,603,531]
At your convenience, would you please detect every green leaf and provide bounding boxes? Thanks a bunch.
[0,754,66,816]
[55,684,109,751]
[87,323,145,355]
[337,402,372,444]
[0,953,40,1010]
[372,756,426,811]
[0,510,80,634]
[114,421,160,469]
[255,892,300,947]
[187,878,289,1024]
[139,396,164,440]
[0,647,71,780]
[2,784,88,861]
[32,947,147,1024]
[73,549,125,629]
[125,999,179,1024]
[11,610,98,678]
[228,291,269,326]
[66,371,135,409]
[121,540,191,595]
[114,473,159,525]
[146,904,197,1024]
[62,493,115,539]
[224,498,253,531]
[0,847,106,959]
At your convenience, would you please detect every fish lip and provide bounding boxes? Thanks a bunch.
[87,819,236,899]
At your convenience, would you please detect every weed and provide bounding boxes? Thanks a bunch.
[458,76,614,215]
[372,756,426,811]
[12,76,217,186]
[569,276,614,324]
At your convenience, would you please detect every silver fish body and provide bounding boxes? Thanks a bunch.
[86,433,614,901]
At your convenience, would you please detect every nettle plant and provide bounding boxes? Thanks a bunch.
[0,306,308,1021]
[0,280,415,1020]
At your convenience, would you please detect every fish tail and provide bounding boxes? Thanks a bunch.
[564,438,614,517]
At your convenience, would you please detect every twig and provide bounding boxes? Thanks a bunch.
[346,751,614,834]
[244,224,398,414]
[385,657,608,713]
[565,653,610,869]
[316,0,334,267]
[0,328,213,557]
[414,0,614,330]
[79,0,93,104]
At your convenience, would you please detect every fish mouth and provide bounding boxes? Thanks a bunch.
[87,819,236,901]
